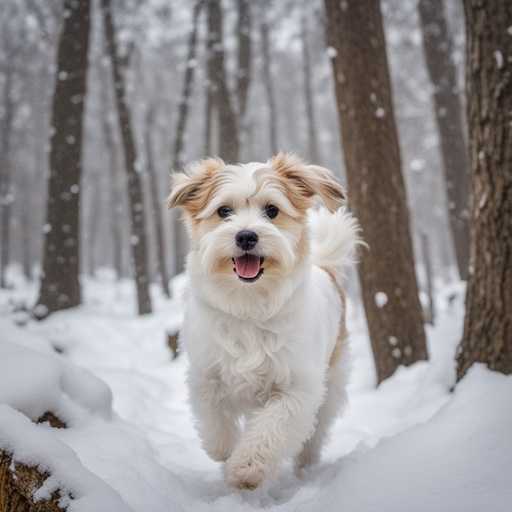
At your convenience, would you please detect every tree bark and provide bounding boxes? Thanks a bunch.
[0,66,15,289]
[36,0,91,316]
[418,0,470,281]
[301,15,320,163]
[260,12,279,155]
[325,0,428,383]
[456,1,512,381]
[101,0,152,315]
[145,106,170,297]
[207,0,239,162]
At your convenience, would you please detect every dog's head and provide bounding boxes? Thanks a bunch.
[168,153,345,286]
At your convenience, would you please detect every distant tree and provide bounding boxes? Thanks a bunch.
[145,106,170,297]
[237,0,252,154]
[418,0,470,281]
[260,7,279,155]
[206,0,239,162]
[101,0,152,315]
[456,1,512,381]
[301,14,320,163]
[0,63,16,289]
[36,0,91,316]
[324,0,428,383]
[98,59,124,280]
[172,0,204,275]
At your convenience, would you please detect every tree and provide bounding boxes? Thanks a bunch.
[324,0,428,383]
[145,106,170,297]
[101,0,152,315]
[418,0,470,281]
[301,14,320,163]
[456,1,512,381]
[260,7,279,155]
[206,0,239,162]
[36,0,91,316]
[236,0,252,154]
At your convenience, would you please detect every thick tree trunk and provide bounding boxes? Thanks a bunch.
[456,1,512,381]
[145,107,170,297]
[325,0,428,383]
[0,67,15,289]
[102,0,152,315]
[260,14,278,155]
[301,15,320,163]
[207,0,239,162]
[418,0,470,281]
[36,0,91,316]
[237,0,252,155]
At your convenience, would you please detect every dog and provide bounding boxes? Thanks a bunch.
[168,153,361,490]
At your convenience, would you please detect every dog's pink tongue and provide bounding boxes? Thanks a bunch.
[234,254,261,279]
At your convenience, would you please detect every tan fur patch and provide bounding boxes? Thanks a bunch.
[321,266,348,368]
[270,153,346,213]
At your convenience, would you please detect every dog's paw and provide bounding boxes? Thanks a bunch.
[202,435,236,462]
[225,453,267,490]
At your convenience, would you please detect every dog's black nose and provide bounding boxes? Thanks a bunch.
[236,230,258,251]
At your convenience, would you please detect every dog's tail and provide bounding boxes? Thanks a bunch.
[308,207,364,285]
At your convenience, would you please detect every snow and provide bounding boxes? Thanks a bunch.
[1,268,511,511]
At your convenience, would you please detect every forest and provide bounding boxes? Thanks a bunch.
[0,0,510,511]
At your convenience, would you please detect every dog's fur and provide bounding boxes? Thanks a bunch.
[168,153,361,490]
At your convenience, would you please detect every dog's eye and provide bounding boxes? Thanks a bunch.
[217,206,233,219]
[264,204,279,219]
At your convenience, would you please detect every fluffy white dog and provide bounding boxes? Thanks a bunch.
[168,153,361,490]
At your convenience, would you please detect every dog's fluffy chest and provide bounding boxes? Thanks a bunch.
[211,317,292,406]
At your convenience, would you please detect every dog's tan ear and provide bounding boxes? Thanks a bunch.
[271,153,345,212]
[167,158,224,212]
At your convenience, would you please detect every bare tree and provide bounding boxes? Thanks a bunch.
[418,0,470,281]
[206,0,239,162]
[260,8,279,155]
[237,0,252,153]
[99,60,124,279]
[36,0,91,316]
[101,0,152,315]
[145,106,170,297]
[421,232,435,325]
[325,0,428,383]
[456,0,512,381]
[301,15,320,163]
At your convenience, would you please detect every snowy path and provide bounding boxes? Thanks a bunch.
[1,273,511,511]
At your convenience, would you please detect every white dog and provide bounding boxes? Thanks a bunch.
[168,153,361,490]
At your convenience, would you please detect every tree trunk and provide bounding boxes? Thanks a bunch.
[301,15,320,163]
[99,61,124,280]
[260,13,279,155]
[324,0,428,384]
[237,0,252,156]
[35,0,91,317]
[145,106,171,297]
[456,1,512,381]
[101,0,152,315]
[418,0,470,281]
[421,232,435,325]
[207,0,239,162]
[0,66,15,289]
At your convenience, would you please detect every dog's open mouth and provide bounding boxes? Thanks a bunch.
[232,254,264,282]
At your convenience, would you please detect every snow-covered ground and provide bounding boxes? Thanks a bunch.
[1,267,510,511]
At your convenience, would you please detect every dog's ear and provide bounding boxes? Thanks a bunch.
[167,158,224,212]
[271,153,346,212]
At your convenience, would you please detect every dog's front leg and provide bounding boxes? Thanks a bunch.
[225,376,323,490]
[189,370,239,462]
